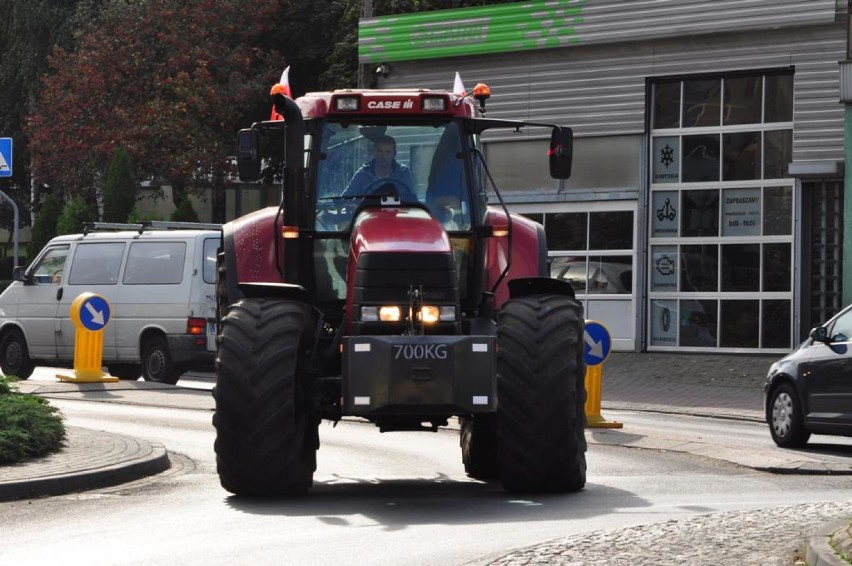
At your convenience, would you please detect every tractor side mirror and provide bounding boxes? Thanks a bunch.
[237,129,262,182]
[549,126,573,179]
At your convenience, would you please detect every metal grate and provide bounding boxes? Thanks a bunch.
[806,180,843,327]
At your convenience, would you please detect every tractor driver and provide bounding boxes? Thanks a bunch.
[342,135,417,201]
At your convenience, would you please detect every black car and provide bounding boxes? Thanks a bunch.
[764,304,852,447]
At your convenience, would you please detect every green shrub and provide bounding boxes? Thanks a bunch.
[0,375,65,464]
[57,197,97,235]
[171,199,199,223]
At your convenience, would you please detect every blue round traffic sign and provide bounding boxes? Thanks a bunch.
[79,295,111,331]
[584,320,611,366]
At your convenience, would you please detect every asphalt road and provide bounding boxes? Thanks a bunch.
[1,393,850,565]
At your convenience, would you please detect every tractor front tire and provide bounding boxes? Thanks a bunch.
[460,414,499,481]
[214,297,319,496]
[496,294,586,493]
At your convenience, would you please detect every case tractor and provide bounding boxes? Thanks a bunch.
[214,82,586,496]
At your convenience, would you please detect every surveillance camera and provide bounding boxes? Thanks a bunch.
[375,64,389,78]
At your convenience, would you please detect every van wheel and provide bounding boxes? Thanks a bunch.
[141,336,181,385]
[108,364,141,381]
[0,328,34,380]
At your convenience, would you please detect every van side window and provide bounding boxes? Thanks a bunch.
[31,245,70,285]
[123,242,187,285]
[202,238,218,284]
[68,243,125,285]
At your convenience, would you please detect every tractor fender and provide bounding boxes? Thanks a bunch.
[222,206,285,306]
[484,209,548,308]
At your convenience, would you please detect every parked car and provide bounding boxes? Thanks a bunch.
[0,222,221,384]
[764,303,852,447]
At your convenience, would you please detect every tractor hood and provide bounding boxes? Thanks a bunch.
[344,206,456,333]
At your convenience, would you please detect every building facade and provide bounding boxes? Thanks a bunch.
[359,0,848,353]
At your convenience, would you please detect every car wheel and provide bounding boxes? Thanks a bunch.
[768,383,810,448]
[141,336,181,385]
[0,328,34,379]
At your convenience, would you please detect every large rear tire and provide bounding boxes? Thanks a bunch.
[213,297,319,496]
[496,294,586,493]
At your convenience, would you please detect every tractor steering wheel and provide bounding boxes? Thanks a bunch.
[359,178,417,202]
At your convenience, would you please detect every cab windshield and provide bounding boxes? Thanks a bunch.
[314,121,472,231]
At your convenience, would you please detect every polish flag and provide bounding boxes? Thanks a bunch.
[453,72,466,97]
[270,66,291,120]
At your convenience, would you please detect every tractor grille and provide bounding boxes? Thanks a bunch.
[352,251,460,335]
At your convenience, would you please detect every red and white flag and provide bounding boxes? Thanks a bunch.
[270,65,291,120]
[453,72,466,96]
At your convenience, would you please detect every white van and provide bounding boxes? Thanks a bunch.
[0,222,221,384]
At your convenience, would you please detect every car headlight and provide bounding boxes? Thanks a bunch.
[767,361,779,377]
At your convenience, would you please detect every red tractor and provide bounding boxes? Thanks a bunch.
[214,83,586,496]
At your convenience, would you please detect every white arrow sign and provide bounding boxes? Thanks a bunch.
[85,301,105,326]
[585,330,603,359]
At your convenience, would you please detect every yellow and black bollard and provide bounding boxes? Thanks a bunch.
[57,292,118,383]
[583,320,622,429]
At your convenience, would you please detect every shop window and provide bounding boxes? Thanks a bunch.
[652,191,679,237]
[650,299,678,346]
[653,80,681,129]
[720,300,759,348]
[764,74,794,123]
[723,132,761,181]
[721,244,760,292]
[722,187,760,236]
[763,186,792,235]
[723,75,762,126]
[679,299,717,347]
[682,134,720,182]
[762,300,791,348]
[588,255,632,294]
[764,130,792,179]
[589,211,633,249]
[545,212,587,250]
[650,70,793,351]
[683,78,722,127]
[763,243,791,292]
[652,136,680,183]
[547,210,634,297]
[681,189,719,237]
[680,244,718,292]
[650,245,677,291]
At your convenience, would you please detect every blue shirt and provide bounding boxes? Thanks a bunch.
[343,159,416,200]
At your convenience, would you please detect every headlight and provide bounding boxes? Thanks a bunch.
[422,96,447,111]
[379,306,401,322]
[335,96,359,111]
[362,305,454,323]
[767,361,779,377]
[418,305,456,323]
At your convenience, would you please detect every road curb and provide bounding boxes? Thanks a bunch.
[807,519,852,566]
[0,427,170,502]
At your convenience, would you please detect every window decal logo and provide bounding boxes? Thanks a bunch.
[660,143,675,168]
[656,197,677,222]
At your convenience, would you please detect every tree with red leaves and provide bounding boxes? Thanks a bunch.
[27,0,284,221]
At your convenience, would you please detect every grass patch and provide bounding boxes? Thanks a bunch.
[0,375,66,465]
